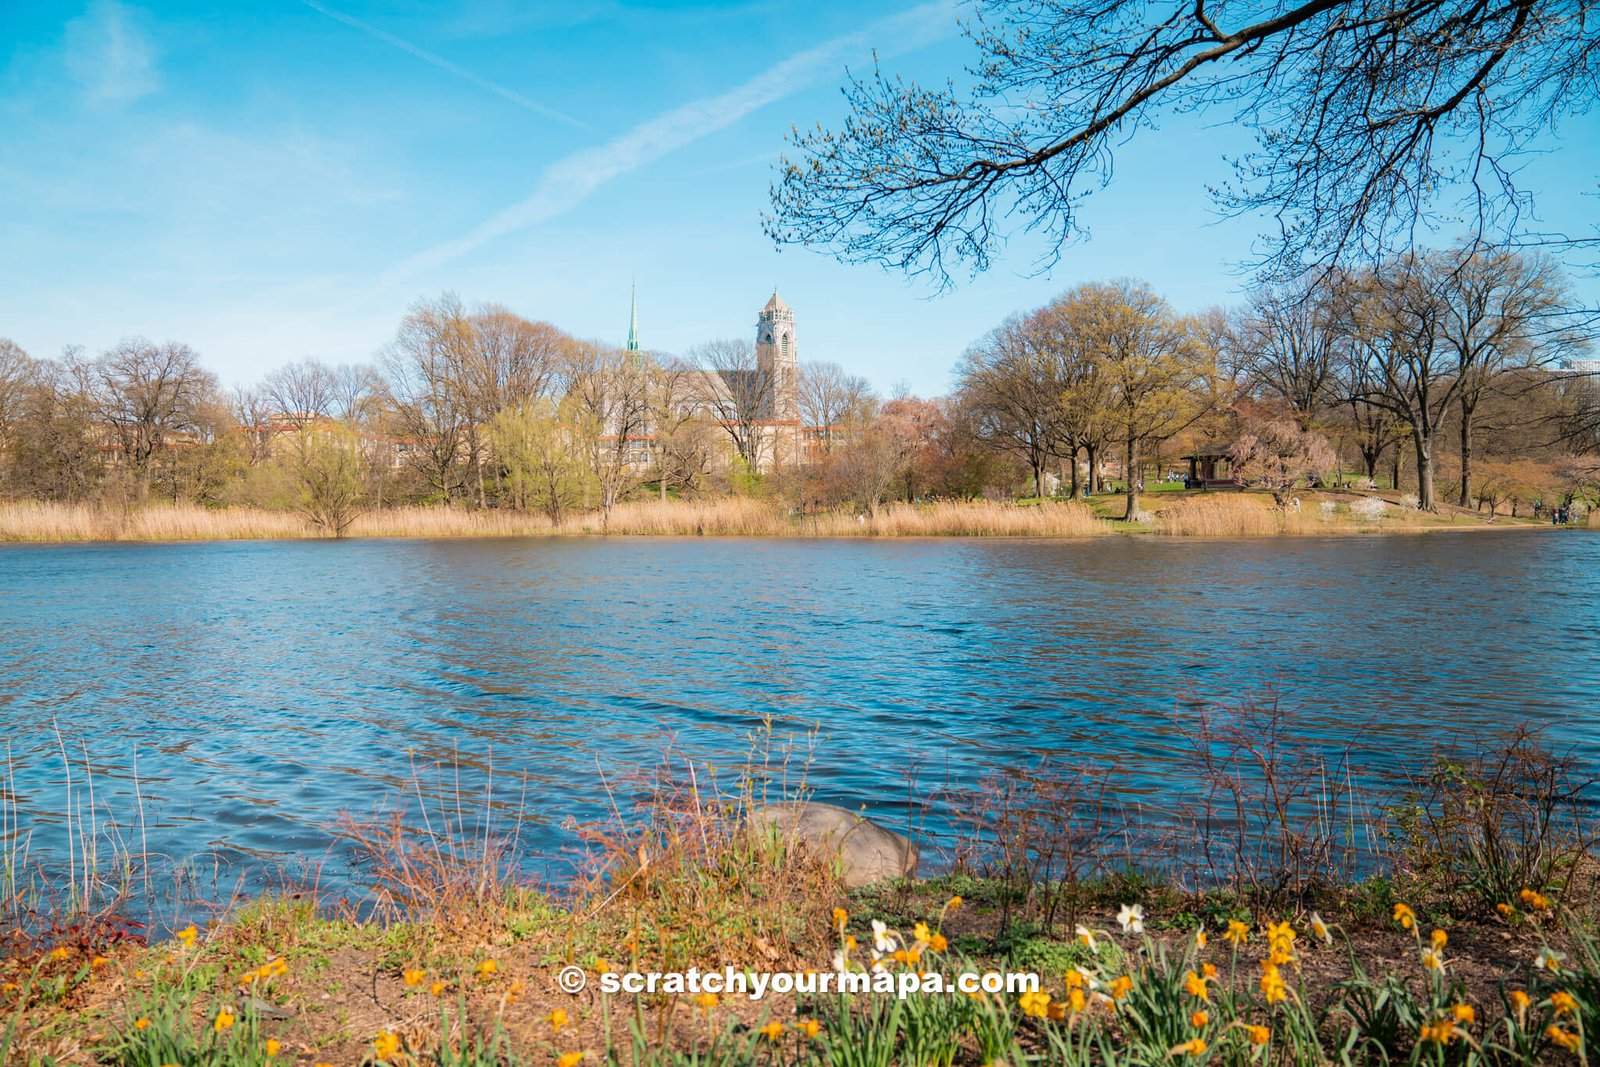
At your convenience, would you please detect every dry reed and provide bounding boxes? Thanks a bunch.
[0,499,1109,542]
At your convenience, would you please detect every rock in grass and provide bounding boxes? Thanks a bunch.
[747,801,918,889]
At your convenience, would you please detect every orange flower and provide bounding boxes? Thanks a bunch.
[593,958,613,975]
[1496,903,1516,919]
[91,956,109,969]
[1547,1026,1581,1053]
[1509,990,1531,1013]
[797,1018,821,1039]
[1452,1003,1475,1026]
[1174,1038,1206,1056]
[548,1009,569,1033]
[373,1031,402,1060]
[1183,971,1209,1002]
[1392,904,1416,930]
[1550,991,1577,1017]
[832,907,848,930]
[930,933,949,953]
[1201,963,1218,979]
[1019,990,1051,1018]
[430,981,446,996]
[1519,888,1551,911]
[759,1021,783,1043]
[403,969,425,987]
[1430,929,1448,950]
[213,1008,235,1033]
[1247,1024,1269,1046]
[946,896,963,909]
[1190,1010,1209,1028]
[265,1038,282,1057]
[1109,975,1133,1001]
[694,992,718,1012]
[475,959,498,977]
[134,1017,150,1030]
[49,947,69,961]
[558,1054,584,1067]
[176,925,198,947]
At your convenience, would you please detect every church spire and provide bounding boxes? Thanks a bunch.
[626,279,640,353]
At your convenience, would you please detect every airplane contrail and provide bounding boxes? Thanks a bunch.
[378,0,959,286]
[299,0,590,131]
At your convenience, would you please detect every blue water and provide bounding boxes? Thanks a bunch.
[1,531,1596,905]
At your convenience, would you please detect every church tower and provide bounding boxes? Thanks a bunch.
[755,289,798,421]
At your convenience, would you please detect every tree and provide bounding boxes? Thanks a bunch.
[0,339,35,488]
[824,407,920,515]
[798,361,876,453]
[382,294,474,503]
[82,338,220,499]
[1069,281,1212,520]
[566,340,650,528]
[955,314,1071,499]
[1228,414,1337,505]
[1237,280,1341,428]
[686,339,777,469]
[770,2,1600,283]
[288,425,367,537]
[1431,250,1578,506]
[489,398,590,523]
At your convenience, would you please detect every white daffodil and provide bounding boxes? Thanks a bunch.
[832,950,849,972]
[871,920,897,954]
[1116,903,1145,935]
[1309,912,1333,946]
[1075,924,1097,950]
[1195,927,1208,949]
[1420,947,1446,972]
[1535,949,1566,973]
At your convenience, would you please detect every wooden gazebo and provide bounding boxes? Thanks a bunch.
[1180,444,1240,488]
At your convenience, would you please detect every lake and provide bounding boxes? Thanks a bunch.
[1,530,1596,907]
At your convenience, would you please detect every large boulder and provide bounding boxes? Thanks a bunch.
[747,801,918,889]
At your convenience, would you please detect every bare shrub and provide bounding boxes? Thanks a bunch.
[1174,699,1385,909]
[946,760,1127,933]
[1392,726,1593,909]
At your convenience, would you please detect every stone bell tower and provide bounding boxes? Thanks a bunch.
[755,289,798,421]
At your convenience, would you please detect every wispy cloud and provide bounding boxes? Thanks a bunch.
[380,0,957,286]
[63,0,160,107]
[299,0,589,131]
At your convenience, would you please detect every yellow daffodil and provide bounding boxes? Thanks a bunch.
[403,969,425,987]
[1496,903,1516,920]
[134,1017,150,1030]
[759,1021,783,1043]
[1420,947,1445,972]
[930,932,949,952]
[430,981,445,996]
[1019,990,1051,1018]
[549,1008,569,1032]
[1430,929,1448,950]
[1190,1010,1209,1028]
[913,921,932,944]
[373,1031,401,1060]
[1225,920,1249,945]
[1109,975,1133,1001]
[694,992,718,1012]
[1183,971,1209,1002]
[1519,888,1551,911]
[265,1039,282,1057]
[1247,1024,1269,1046]
[798,1018,821,1039]
[1392,904,1416,930]
[177,925,198,947]
[1509,990,1531,1013]
[1452,1003,1474,1026]
[1550,991,1577,1017]
[475,959,498,977]
[213,1008,235,1033]
[832,907,848,930]
[1174,1038,1206,1056]
[558,1054,584,1067]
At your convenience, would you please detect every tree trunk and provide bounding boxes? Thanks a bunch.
[1033,456,1046,500]
[1067,445,1080,498]
[1361,448,1379,480]
[1391,447,1402,493]
[1124,437,1140,521]
[1414,434,1435,511]
[1458,402,1474,508]
[1084,442,1098,496]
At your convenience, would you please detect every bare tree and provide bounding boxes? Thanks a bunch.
[261,359,339,429]
[955,314,1071,499]
[382,294,474,503]
[1237,279,1341,427]
[770,2,1600,283]
[798,360,876,453]
[0,339,35,482]
[82,338,220,498]
[1432,250,1579,506]
[686,338,777,469]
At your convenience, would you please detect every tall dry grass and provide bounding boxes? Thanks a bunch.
[0,498,1109,542]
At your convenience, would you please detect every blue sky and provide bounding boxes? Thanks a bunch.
[2,1,1596,396]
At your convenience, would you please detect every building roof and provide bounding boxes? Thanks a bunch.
[762,289,788,313]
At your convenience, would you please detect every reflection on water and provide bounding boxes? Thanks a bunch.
[1,531,1596,898]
